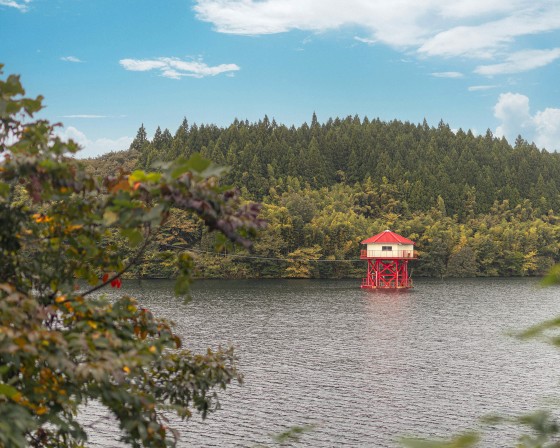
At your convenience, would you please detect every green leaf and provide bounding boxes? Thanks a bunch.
[169,153,218,179]
[0,383,19,399]
[143,204,165,224]
[174,274,191,297]
[541,264,560,287]
[272,425,316,443]
[129,170,161,184]
[170,159,191,179]
[0,182,9,199]
[518,316,560,340]
[400,432,479,448]
[129,170,148,183]
[146,172,162,182]
[121,228,143,247]
[186,153,211,173]
[200,163,228,179]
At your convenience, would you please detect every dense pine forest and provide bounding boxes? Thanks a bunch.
[86,114,560,279]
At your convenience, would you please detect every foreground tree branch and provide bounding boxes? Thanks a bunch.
[0,65,264,448]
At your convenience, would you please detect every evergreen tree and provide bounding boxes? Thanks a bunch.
[129,123,148,152]
[446,246,478,277]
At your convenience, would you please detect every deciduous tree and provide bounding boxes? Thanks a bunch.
[0,66,264,447]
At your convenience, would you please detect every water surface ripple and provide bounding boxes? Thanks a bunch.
[87,278,560,447]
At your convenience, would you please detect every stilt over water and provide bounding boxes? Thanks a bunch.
[360,230,417,289]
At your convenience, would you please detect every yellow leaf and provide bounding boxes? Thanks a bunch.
[103,210,119,225]
[123,366,130,374]
[32,214,53,223]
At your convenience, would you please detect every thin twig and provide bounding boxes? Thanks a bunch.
[81,229,153,297]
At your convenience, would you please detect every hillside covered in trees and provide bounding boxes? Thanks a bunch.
[86,115,560,279]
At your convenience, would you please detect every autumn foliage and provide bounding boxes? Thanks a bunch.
[0,65,264,447]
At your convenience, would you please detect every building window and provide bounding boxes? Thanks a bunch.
[382,246,392,251]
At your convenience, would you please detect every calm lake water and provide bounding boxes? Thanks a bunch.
[87,278,560,447]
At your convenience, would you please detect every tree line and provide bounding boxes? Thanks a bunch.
[85,114,560,278]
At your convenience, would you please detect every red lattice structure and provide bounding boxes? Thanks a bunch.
[360,230,416,290]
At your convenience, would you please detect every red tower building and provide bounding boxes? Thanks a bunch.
[360,230,417,289]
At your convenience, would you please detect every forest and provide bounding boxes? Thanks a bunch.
[85,114,560,279]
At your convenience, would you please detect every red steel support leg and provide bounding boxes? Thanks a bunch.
[362,258,412,289]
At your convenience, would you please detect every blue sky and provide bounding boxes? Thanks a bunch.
[1,0,560,157]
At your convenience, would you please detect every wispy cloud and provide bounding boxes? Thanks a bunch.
[418,10,560,59]
[194,0,560,73]
[61,114,127,119]
[119,57,240,79]
[62,115,106,119]
[468,85,497,91]
[354,36,376,45]
[0,0,31,12]
[475,48,560,75]
[431,71,463,78]
[494,92,560,151]
[61,56,83,63]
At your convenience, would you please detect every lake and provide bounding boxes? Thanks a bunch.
[87,278,560,447]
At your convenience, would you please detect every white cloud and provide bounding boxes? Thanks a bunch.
[119,57,240,79]
[194,0,435,45]
[475,48,560,75]
[468,85,497,91]
[0,0,31,11]
[119,59,167,72]
[438,0,517,19]
[161,69,183,80]
[60,56,83,63]
[431,71,463,78]
[418,9,560,59]
[533,108,560,150]
[56,126,133,159]
[354,36,377,45]
[61,114,126,119]
[494,92,560,151]
[194,0,560,72]
[62,114,107,119]
[494,92,532,138]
